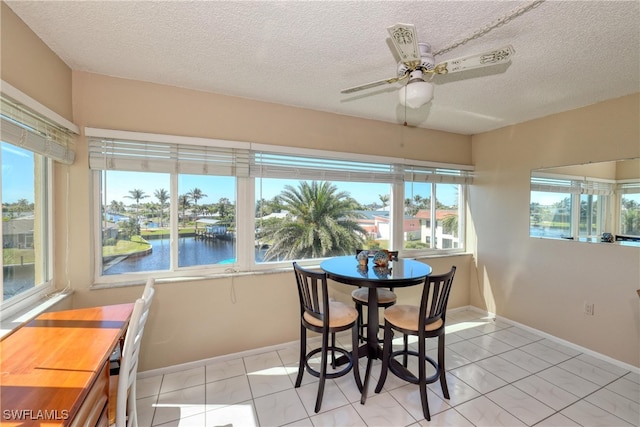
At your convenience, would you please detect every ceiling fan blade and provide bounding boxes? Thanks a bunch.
[340,74,408,94]
[387,23,421,66]
[433,45,515,74]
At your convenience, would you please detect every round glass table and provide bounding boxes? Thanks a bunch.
[320,255,432,287]
[320,255,432,403]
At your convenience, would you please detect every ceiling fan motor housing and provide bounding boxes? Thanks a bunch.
[397,42,435,77]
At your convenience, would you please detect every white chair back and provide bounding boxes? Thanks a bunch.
[115,279,155,427]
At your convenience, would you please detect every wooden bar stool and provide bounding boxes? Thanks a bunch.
[293,262,363,413]
[374,266,456,421]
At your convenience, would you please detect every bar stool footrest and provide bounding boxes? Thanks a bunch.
[389,349,440,385]
[305,347,354,380]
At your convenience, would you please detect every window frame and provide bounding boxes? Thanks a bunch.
[1,81,78,317]
[530,172,613,241]
[617,180,640,238]
[1,147,55,315]
[89,128,472,285]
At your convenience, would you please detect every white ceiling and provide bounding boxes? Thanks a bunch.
[6,0,639,135]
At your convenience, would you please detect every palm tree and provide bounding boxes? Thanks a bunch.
[109,200,124,214]
[188,188,207,230]
[216,197,234,224]
[178,194,191,228]
[379,194,390,210]
[263,181,365,261]
[143,202,158,225]
[622,209,640,235]
[154,188,169,227]
[125,189,149,216]
[17,198,31,211]
[441,214,459,237]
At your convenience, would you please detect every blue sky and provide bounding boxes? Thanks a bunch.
[103,171,459,207]
[2,142,35,203]
[104,171,397,206]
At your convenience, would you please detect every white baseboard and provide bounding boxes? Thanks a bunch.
[465,305,640,375]
[138,339,301,379]
[138,305,639,378]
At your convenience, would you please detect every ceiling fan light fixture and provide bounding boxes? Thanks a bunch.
[399,80,433,109]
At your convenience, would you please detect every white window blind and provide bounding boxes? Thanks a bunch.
[87,128,473,183]
[251,151,473,184]
[531,176,577,192]
[616,182,640,194]
[404,165,473,184]
[531,175,613,195]
[579,180,613,196]
[0,95,75,164]
[88,136,249,177]
[250,151,402,183]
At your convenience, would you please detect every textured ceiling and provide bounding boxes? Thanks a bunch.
[6,0,640,135]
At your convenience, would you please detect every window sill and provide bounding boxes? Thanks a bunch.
[90,253,472,290]
[0,290,73,339]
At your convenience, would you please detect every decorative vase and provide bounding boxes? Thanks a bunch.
[373,250,390,267]
[356,250,369,266]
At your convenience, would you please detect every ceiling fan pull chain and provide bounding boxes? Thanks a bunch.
[433,0,545,57]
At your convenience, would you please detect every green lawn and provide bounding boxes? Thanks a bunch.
[102,236,151,256]
[3,248,34,264]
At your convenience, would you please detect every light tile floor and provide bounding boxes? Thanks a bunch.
[134,309,640,426]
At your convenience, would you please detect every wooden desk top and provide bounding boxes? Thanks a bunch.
[0,303,134,426]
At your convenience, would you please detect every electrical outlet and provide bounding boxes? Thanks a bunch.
[584,301,594,316]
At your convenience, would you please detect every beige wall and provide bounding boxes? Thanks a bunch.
[0,2,72,119]
[470,93,640,367]
[617,158,640,180]
[71,72,471,163]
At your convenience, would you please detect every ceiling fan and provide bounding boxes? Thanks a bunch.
[341,23,515,108]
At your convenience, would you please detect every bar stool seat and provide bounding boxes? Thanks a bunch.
[351,287,397,305]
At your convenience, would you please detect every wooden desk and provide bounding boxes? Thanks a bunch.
[0,303,134,426]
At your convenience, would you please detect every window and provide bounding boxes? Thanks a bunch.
[89,130,247,281]
[579,194,602,239]
[99,171,171,275]
[178,175,237,267]
[618,182,640,237]
[1,89,77,314]
[255,178,392,263]
[530,190,573,239]
[403,167,469,252]
[90,129,470,282]
[96,171,238,276]
[530,174,611,241]
[1,143,49,301]
[251,151,401,263]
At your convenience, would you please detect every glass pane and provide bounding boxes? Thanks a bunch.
[436,183,461,249]
[530,191,572,238]
[579,194,600,238]
[178,175,236,267]
[255,179,390,262]
[403,181,432,249]
[621,194,640,236]
[100,171,171,275]
[2,142,46,301]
